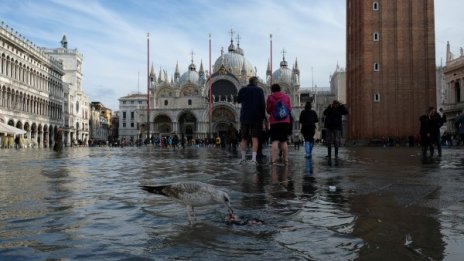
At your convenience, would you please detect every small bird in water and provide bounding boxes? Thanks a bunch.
[140,181,233,223]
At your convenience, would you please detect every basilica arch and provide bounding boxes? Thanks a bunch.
[212,105,237,134]
[153,114,173,136]
[205,72,241,103]
[211,79,238,102]
[178,110,197,140]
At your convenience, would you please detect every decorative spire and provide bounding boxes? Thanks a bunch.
[189,50,196,71]
[228,28,236,52]
[280,49,288,68]
[150,63,155,76]
[199,60,204,74]
[236,34,244,55]
[266,59,272,75]
[150,63,156,84]
[293,58,299,74]
[174,61,180,78]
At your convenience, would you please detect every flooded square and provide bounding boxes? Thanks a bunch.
[1,146,463,260]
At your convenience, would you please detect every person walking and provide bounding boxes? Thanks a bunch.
[429,107,446,156]
[323,100,348,158]
[237,76,266,164]
[419,107,434,157]
[226,123,239,152]
[299,101,319,158]
[267,83,292,165]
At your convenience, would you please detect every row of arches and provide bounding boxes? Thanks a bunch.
[1,53,63,96]
[150,106,237,138]
[1,118,60,148]
[0,85,63,120]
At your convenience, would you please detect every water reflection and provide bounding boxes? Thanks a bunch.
[0,146,463,260]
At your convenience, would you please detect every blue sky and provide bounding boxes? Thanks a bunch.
[1,0,463,110]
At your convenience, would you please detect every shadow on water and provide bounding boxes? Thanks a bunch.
[0,146,463,260]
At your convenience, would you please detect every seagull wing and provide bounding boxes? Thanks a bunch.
[141,182,216,206]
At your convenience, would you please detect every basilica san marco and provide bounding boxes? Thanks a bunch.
[125,33,302,142]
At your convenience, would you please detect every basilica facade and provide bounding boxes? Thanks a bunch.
[123,36,302,141]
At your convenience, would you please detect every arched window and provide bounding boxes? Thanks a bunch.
[373,2,379,11]
[373,32,380,41]
[373,63,380,71]
[164,100,168,106]
[374,92,381,102]
[188,99,192,106]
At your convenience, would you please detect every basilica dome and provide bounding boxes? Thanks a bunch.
[213,41,256,78]
[179,63,200,86]
[272,59,292,85]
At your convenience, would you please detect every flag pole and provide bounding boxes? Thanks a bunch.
[270,33,273,86]
[209,33,212,137]
[146,33,150,139]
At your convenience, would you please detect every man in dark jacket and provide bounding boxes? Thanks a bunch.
[429,107,446,156]
[299,101,319,158]
[237,76,266,164]
[419,107,434,157]
[323,100,348,158]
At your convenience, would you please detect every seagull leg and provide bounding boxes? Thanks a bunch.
[186,205,195,224]
[192,206,197,221]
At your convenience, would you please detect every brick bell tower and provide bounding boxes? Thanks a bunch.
[346,0,436,142]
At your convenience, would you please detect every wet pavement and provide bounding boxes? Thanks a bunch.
[0,145,463,260]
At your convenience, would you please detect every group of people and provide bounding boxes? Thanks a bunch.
[237,76,349,165]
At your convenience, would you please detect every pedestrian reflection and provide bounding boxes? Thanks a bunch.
[270,164,295,200]
[239,167,269,209]
[304,158,313,175]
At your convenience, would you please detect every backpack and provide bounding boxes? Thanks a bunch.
[274,100,289,120]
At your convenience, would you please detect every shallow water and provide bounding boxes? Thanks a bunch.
[1,145,463,260]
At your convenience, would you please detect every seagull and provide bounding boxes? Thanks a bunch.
[140,181,233,223]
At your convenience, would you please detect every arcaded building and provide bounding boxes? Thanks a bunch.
[0,22,65,148]
[442,42,464,132]
[346,0,436,141]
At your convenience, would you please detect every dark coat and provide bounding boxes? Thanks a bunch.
[237,84,265,124]
[299,109,319,140]
[323,104,348,131]
[419,115,431,136]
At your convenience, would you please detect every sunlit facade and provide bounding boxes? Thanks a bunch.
[0,22,64,148]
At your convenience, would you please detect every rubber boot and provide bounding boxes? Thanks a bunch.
[327,145,332,158]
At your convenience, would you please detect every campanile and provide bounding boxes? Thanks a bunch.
[346,0,436,141]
